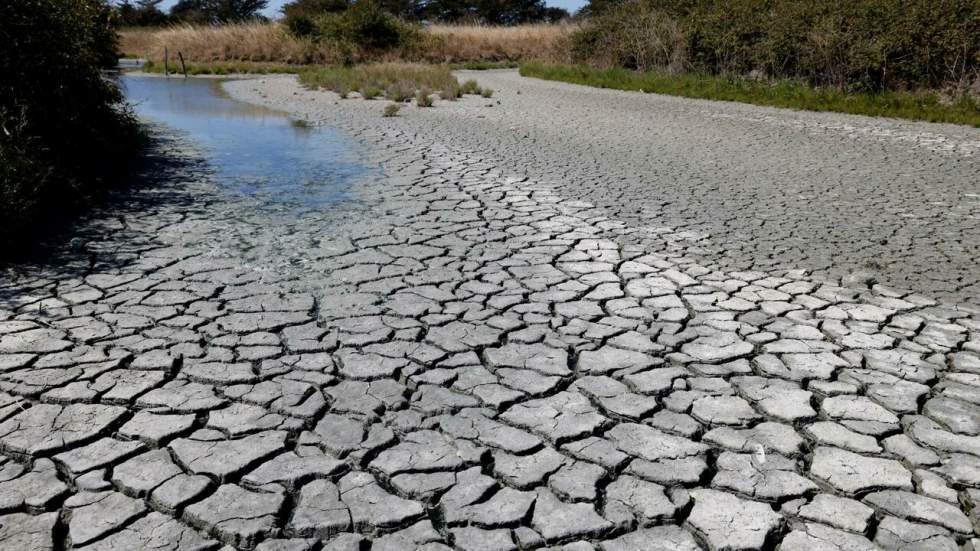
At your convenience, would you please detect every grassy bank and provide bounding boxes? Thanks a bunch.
[520,63,980,127]
[141,60,310,75]
[120,23,568,65]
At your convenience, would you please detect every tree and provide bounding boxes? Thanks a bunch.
[421,0,568,24]
[283,0,350,35]
[115,0,170,26]
[170,0,268,23]
[1,0,139,252]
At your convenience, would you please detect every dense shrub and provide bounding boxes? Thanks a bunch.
[284,0,568,25]
[0,0,139,254]
[283,0,423,61]
[313,0,420,52]
[115,0,171,27]
[283,0,350,37]
[572,0,980,91]
[571,0,686,72]
[170,0,268,23]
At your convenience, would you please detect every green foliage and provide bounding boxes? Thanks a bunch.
[310,0,421,54]
[383,102,402,116]
[572,0,980,92]
[419,0,568,24]
[282,0,349,37]
[170,0,269,23]
[571,0,686,72]
[115,0,171,26]
[283,0,567,26]
[520,62,980,126]
[0,0,140,254]
[480,87,493,97]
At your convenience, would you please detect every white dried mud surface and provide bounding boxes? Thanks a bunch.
[0,72,977,551]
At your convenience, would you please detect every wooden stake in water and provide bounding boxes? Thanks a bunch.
[178,51,188,78]
[164,47,169,77]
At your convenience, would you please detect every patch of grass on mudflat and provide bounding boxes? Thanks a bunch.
[520,63,980,127]
[449,60,519,71]
[299,63,461,102]
[141,60,310,76]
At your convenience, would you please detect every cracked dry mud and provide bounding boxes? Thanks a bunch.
[1,72,979,551]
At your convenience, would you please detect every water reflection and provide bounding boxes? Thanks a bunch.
[121,75,367,211]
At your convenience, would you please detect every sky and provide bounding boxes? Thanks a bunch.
[156,0,588,17]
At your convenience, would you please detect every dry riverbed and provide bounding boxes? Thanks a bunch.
[242,70,980,306]
[0,72,977,550]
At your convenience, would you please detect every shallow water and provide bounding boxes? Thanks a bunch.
[121,75,368,211]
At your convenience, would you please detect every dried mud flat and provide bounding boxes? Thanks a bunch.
[0,73,978,551]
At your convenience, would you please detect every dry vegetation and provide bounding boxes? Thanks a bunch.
[121,23,337,64]
[299,62,474,102]
[423,23,570,63]
[120,22,569,65]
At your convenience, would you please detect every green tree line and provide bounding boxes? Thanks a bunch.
[571,0,980,91]
[114,0,568,26]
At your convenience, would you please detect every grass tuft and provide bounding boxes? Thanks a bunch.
[439,83,461,101]
[460,79,481,95]
[520,62,980,127]
[385,80,415,102]
[383,103,401,117]
[416,87,434,107]
[360,86,382,99]
[481,88,494,98]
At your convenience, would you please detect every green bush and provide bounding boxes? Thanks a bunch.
[571,0,686,72]
[0,0,139,254]
[572,0,980,91]
[311,0,420,53]
[283,0,349,37]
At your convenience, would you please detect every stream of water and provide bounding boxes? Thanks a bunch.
[121,74,369,211]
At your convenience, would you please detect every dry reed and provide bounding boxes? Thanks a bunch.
[421,23,570,62]
[120,22,570,65]
[120,23,338,64]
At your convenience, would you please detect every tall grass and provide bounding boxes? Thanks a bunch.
[520,62,980,127]
[424,23,569,63]
[120,23,340,64]
[120,22,568,65]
